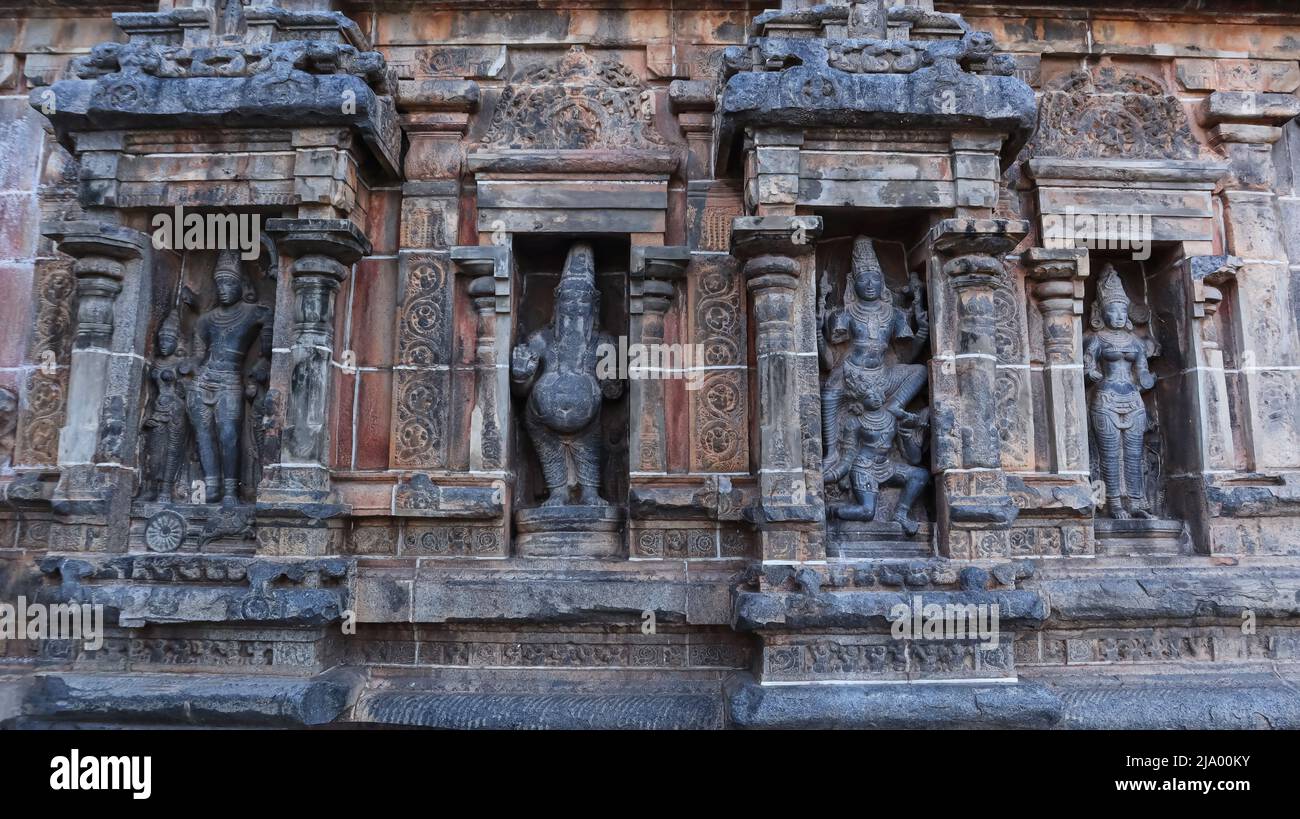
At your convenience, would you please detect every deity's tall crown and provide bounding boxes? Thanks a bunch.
[213,249,243,283]
[1097,264,1132,309]
[556,241,597,299]
[852,235,881,274]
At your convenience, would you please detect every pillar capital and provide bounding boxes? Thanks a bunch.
[265,218,371,267]
[928,218,1028,261]
[730,215,821,261]
[630,245,688,315]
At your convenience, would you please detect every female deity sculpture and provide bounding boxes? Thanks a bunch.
[1084,264,1157,519]
[139,309,192,501]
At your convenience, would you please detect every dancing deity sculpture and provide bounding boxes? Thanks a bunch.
[186,250,272,505]
[1084,264,1156,519]
[821,237,930,533]
[512,242,623,507]
[139,309,191,501]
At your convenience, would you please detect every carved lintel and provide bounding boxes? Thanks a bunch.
[397,78,480,113]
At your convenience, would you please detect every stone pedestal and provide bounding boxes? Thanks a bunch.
[1094,518,1191,556]
[515,506,625,558]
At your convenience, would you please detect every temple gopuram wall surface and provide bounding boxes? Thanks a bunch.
[1,0,1299,729]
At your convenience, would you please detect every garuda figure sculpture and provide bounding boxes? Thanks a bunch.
[139,309,191,501]
[821,236,930,533]
[1084,264,1156,519]
[186,250,272,506]
[512,242,623,507]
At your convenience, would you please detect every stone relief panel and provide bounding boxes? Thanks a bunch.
[390,252,452,470]
[1034,66,1201,160]
[507,239,629,558]
[688,253,748,474]
[135,248,275,510]
[13,257,74,468]
[818,237,932,549]
[478,45,667,151]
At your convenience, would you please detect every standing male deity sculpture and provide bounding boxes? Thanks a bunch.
[1084,264,1157,519]
[820,236,931,532]
[186,250,272,506]
[139,309,191,501]
[512,242,623,508]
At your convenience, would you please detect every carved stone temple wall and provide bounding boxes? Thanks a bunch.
[2,0,1300,729]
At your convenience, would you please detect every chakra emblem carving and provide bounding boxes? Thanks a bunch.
[144,509,187,553]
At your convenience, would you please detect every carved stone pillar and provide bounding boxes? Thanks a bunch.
[927,218,1027,555]
[1025,247,1090,477]
[43,221,151,551]
[263,219,370,506]
[732,215,823,562]
[1199,92,1300,470]
[1188,255,1244,474]
[451,245,513,473]
[629,246,689,475]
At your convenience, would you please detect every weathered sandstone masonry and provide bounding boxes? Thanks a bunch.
[1,0,1300,728]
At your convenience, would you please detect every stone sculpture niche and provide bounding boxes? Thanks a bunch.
[1084,263,1160,521]
[135,248,276,552]
[819,236,932,552]
[511,240,627,557]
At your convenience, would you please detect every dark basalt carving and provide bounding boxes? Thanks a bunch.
[72,40,394,92]
[716,8,1036,169]
[31,8,401,177]
[821,237,930,535]
[139,309,191,502]
[186,251,273,506]
[1084,265,1158,519]
[511,242,623,508]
